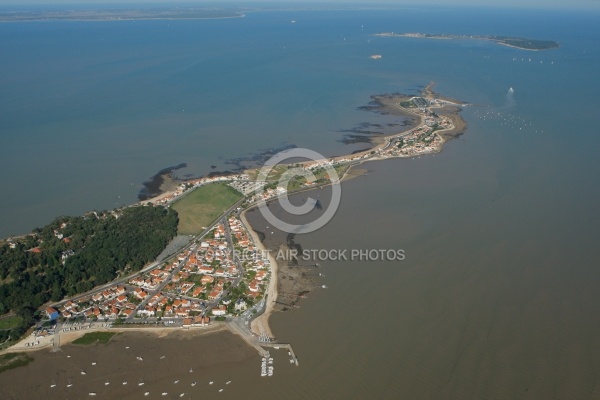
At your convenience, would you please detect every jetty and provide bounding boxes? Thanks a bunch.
[263,343,299,366]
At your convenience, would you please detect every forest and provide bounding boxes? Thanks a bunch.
[0,205,178,341]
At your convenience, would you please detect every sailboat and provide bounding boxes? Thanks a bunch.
[138,379,145,386]
[67,379,73,388]
[50,380,57,388]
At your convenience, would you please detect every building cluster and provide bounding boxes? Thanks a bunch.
[51,211,273,326]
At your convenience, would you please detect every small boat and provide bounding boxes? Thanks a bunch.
[122,382,127,385]
[67,380,73,388]
[189,368,193,373]
[219,389,224,392]
[174,380,179,384]
[139,380,145,386]
[179,394,185,398]
[137,356,144,361]
[226,380,231,385]
[105,382,110,386]
[81,371,87,375]
[160,355,166,359]
[91,362,97,366]
[50,381,56,388]
[125,346,130,349]
[191,382,197,386]
[144,393,150,397]
[209,381,214,385]
[162,393,168,396]
[89,393,97,396]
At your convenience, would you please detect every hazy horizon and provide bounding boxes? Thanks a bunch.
[0,0,599,11]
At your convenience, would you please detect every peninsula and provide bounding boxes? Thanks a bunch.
[377,32,560,50]
[0,83,466,375]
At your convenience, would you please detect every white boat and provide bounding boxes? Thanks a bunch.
[67,380,73,388]
[219,389,224,392]
[226,381,231,385]
[191,381,197,386]
[209,381,214,385]
[162,392,168,396]
[92,362,97,366]
[174,380,179,384]
[160,355,165,359]
[144,393,149,397]
[50,382,56,388]
[105,382,110,386]
[81,371,87,375]
[139,380,145,386]
[179,394,185,398]
[89,393,97,396]
[189,368,193,373]
[122,382,127,385]
[137,356,144,361]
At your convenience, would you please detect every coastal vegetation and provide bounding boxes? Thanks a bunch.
[0,205,178,342]
[71,331,117,345]
[0,316,22,331]
[0,353,33,374]
[172,182,243,235]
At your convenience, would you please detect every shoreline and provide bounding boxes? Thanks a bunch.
[239,209,278,339]
[1,82,467,358]
[1,323,228,356]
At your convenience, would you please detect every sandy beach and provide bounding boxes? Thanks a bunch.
[239,210,278,339]
[2,323,228,356]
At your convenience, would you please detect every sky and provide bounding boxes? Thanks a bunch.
[0,0,598,10]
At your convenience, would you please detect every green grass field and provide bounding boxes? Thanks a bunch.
[0,316,22,331]
[172,182,243,235]
[71,331,117,345]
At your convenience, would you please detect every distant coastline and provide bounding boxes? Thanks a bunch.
[0,8,245,23]
[377,32,560,51]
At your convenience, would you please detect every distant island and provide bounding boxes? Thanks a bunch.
[376,32,559,51]
[0,8,244,22]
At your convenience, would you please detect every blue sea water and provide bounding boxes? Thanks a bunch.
[1,6,599,237]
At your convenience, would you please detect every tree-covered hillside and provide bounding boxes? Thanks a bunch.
[0,205,178,340]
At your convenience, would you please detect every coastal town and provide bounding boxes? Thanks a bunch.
[2,85,463,377]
